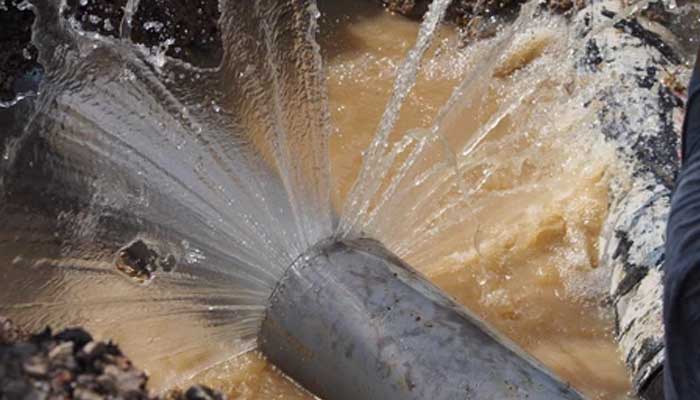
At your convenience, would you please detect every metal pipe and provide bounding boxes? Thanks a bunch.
[260,239,584,400]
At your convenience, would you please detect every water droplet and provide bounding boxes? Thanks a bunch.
[16,0,31,11]
[143,21,164,32]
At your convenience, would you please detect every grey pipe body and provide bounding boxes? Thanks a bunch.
[260,239,584,400]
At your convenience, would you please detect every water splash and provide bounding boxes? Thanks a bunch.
[337,0,453,238]
[0,0,622,395]
[0,0,334,388]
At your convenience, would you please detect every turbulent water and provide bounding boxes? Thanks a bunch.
[0,0,637,399]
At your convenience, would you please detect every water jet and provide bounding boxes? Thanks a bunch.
[2,0,691,398]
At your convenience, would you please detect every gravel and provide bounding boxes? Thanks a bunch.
[0,317,228,400]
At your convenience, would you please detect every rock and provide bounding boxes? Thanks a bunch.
[0,320,151,399]
[162,385,227,400]
[116,239,177,282]
[0,316,25,344]
[22,355,49,377]
[185,385,227,400]
[0,317,228,399]
[54,327,93,348]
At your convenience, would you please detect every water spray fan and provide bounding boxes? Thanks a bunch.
[0,0,586,398]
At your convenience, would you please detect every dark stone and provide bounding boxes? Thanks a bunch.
[117,239,157,280]
[131,0,223,67]
[116,239,176,282]
[0,0,41,104]
[54,328,93,349]
[601,8,616,19]
[612,230,648,298]
[582,38,603,71]
[185,384,226,400]
[637,65,658,89]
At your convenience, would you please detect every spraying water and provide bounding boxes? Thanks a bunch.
[1,0,337,386]
[1,0,633,397]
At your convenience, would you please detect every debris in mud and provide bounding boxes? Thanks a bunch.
[0,0,41,104]
[116,239,176,282]
[0,317,227,399]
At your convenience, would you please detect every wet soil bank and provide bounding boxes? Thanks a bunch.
[0,316,226,399]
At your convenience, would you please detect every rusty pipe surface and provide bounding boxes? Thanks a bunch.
[259,239,584,400]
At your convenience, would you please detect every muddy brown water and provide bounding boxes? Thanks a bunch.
[183,2,634,400]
